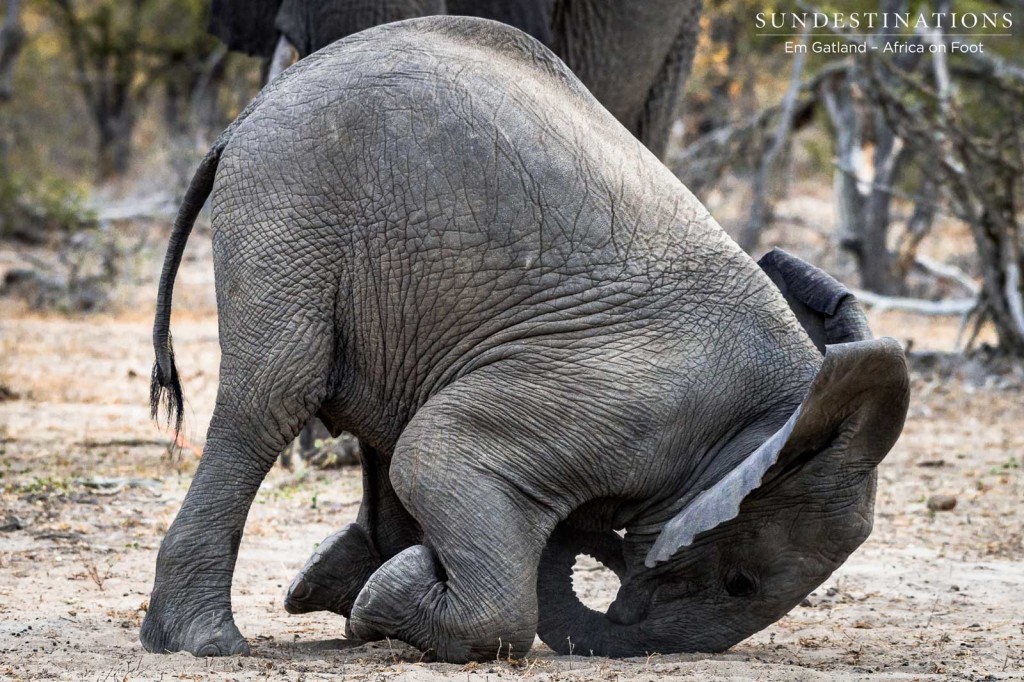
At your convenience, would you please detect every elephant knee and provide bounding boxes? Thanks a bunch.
[348,545,537,662]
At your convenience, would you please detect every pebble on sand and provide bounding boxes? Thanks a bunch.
[927,494,958,511]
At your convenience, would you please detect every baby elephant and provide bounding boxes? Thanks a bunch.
[141,16,909,662]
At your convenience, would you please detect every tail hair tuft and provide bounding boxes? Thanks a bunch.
[150,333,184,439]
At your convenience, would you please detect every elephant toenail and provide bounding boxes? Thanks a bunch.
[231,640,251,656]
[197,643,221,657]
[290,578,309,599]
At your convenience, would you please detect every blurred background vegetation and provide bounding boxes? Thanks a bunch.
[0,0,1021,350]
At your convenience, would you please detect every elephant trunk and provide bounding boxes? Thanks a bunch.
[536,525,647,658]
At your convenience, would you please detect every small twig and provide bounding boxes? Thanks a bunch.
[169,430,203,459]
[924,593,942,629]
[961,304,991,354]
[831,163,957,221]
[954,301,982,352]
[741,25,810,251]
[83,559,115,591]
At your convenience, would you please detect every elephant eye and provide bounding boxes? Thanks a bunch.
[724,568,758,597]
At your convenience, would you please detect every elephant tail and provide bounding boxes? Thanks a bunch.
[150,138,227,437]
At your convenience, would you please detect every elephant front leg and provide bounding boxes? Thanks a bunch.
[345,395,563,662]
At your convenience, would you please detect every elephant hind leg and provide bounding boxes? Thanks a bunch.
[285,523,380,617]
[284,442,421,620]
[346,379,570,662]
[141,314,335,657]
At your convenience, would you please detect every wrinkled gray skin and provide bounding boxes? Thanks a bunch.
[211,0,701,467]
[209,0,444,57]
[208,0,701,158]
[543,0,701,158]
[142,17,909,662]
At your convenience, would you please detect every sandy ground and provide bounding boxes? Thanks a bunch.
[1,224,1023,681]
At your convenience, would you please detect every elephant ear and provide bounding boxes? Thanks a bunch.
[645,337,909,567]
[758,248,872,351]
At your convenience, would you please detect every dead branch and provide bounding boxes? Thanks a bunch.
[267,35,298,83]
[896,178,939,274]
[862,48,1024,353]
[739,27,809,252]
[670,60,848,194]
[852,289,976,316]
[913,255,979,296]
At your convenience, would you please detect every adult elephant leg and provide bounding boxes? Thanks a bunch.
[347,386,564,662]
[285,442,420,618]
[636,2,702,159]
[279,418,319,470]
[141,321,331,657]
[355,442,422,558]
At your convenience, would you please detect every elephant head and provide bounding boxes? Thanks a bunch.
[537,250,910,657]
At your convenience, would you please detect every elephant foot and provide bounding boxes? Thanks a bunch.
[348,545,447,645]
[350,545,525,662]
[285,523,380,617]
[140,598,249,657]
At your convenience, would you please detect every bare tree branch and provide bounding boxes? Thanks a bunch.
[913,255,979,296]
[0,0,24,101]
[739,26,809,252]
[852,289,976,316]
